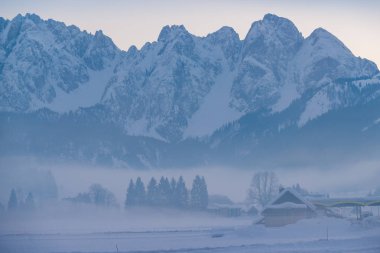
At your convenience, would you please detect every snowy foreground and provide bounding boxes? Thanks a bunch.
[1,209,380,253]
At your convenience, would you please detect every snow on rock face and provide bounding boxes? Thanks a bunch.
[45,66,116,113]
[101,25,227,141]
[294,28,378,92]
[205,26,241,70]
[289,28,379,126]
[243,13,303,61]
[231,14,304,112]
[298,89,332,127]
[0,13,119,112]
[272,26,379,113]
[184,55,243,137]
[1,13,379,142]
[158,25,189,43]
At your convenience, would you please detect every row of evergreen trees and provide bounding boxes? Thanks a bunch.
[125,175,208,210]
[4,189,35,212]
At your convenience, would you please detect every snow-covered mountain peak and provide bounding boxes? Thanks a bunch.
[84,29,118,70]
[207,26,239,41]
[294,27,379,85]
[1,13,379,146]
[307,28,352,57]
[205,26,241,69]
[242,14,303,67]
[231,14,305,114]
[23,13,44,24]
[94,29,104,37]
[0,13,122,112]
[206,26,240,50]
[0,17,7,28]
[5,13,48,37]
[158,25,190,43]
[126,45,138,57]
[309,27,340,40]
[245,14,303,45]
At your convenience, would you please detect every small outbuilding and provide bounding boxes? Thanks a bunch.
[207,203,243,217]
[257,188,316,227]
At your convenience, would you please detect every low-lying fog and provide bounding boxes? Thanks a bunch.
[1,157,380,204]
[0,156,380,234]
[50,161,380,201]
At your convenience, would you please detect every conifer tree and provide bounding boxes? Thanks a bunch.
[125,179,135,207]
[190,175,208,210]
[169,177,177,206]
[147,177,159,206]
[24,192,35,211]
[176,176,188,208]
[158,177,171,206]
[8,189,18,211]
[199,176,209,209]
[134,177,146,205]
[45,170,58,199]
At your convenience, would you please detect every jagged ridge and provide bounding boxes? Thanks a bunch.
[0,13,380,168]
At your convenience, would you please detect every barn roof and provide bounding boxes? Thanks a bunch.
[262,188,316,212]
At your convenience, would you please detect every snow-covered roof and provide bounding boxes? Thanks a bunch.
[266,202,308,209]
[262,188,316,212]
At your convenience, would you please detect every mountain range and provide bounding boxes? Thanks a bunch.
[1,13,379,169]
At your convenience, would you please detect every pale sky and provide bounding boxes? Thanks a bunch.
[1,0,379,66]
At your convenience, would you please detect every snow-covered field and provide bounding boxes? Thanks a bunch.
[2,230,380,253]
[1,209,380,253]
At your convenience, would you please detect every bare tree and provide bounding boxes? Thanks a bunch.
[247,171,279,207]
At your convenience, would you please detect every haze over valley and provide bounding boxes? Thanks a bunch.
[0,8,380,253]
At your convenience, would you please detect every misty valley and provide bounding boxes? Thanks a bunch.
[1,163,380,253]
[1,5,380,253]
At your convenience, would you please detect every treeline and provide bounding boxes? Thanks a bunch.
[1,169,58,213]
[1,189,36,212]
[125,175,208,210]
[1,175,210,212]
[65,183,118,207]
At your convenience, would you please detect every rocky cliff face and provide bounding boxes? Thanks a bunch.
[0,14,119,112]
[1,13,379,168]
